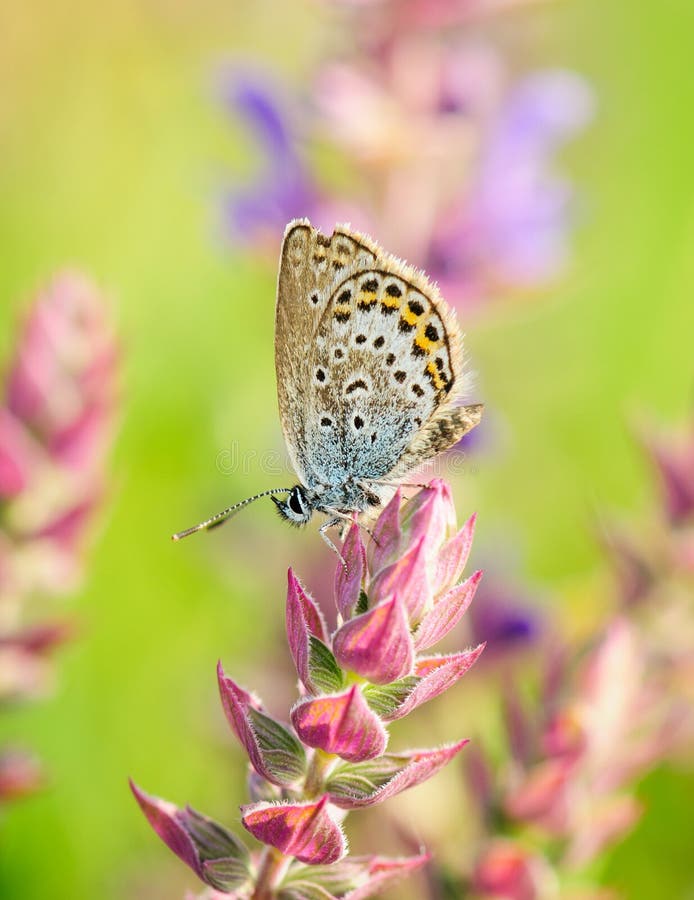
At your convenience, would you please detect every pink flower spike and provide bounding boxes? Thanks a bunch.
[432,512,477,596]
[241,796,346,865]
[414,570,483,651]
[286,569,328,689]
[367,488,402,574]
[335,522,366,619]
[327,740,469,809]
[384,646,485,721]
[333,596,414,685]
[369,535,430,625]
[291,685,388,761]
[217,664,306,787]
[130,781,252,892]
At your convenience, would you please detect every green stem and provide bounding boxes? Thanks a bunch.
[303,748,336,799]
[252,846,291,900]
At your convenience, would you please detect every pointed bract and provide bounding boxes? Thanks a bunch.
[384,646,485,721]
[369,536,430,625]
[414,570,483,651]
[217,664,306,786]
[287,569,328,690]
[291,685,388,761]
[432,513,477,596]
[326,741,468,808]
[333,596,414,685]
[280,854,430,900]
[130,781,252,892]
[241,796,346,865]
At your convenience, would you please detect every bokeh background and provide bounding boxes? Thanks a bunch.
[1,0,693,897]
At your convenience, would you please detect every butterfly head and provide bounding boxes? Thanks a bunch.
[272,485,314,526]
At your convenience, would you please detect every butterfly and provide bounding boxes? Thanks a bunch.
[173,220,482,549]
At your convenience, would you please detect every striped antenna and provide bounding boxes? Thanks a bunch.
[172,488,293,541]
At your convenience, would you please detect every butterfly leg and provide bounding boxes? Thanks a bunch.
[319,517,348,567]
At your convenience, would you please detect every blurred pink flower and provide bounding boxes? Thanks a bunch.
[474,620,674,873]
[600,410,694,747]
[470,839,556,900]
[0,272,119,802]
[1,272,118,604]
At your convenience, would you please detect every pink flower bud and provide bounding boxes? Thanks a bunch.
[291,685,388,761]
[333,596,414,684]
[241,795,346,865]
[399,478,456,560]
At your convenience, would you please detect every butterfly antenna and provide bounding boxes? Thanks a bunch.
[172,488,293,541]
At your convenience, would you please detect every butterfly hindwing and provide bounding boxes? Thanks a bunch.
[302,258,467,486]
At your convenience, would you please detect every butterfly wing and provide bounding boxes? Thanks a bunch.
[275,220,378,482]
[302,248,480,489]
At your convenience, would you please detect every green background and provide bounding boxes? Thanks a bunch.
[1,0,693,896]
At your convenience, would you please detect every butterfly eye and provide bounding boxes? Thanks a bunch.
[288,490,305,516]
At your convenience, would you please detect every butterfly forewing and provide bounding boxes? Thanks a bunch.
[275,220,378,481]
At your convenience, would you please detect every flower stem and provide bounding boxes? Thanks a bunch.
[252,846,290,900]
[303,748,336,799]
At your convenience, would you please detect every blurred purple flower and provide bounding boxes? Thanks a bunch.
[467,574,543,656]
[219,71,321,249]
[429,70,595,303]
